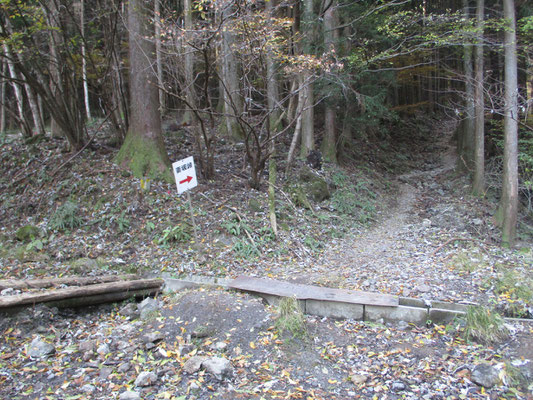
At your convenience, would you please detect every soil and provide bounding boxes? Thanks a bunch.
[0,115,532,399]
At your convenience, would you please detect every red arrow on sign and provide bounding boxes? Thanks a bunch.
[179,176,193,184]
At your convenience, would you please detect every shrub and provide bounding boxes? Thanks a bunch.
[49,201,83,231]
[275,297,308,340]
[463,306,508,344]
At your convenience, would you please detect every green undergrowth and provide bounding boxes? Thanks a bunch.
[490,267,533,318]
[462,306,508,344]
[275,297,308,342]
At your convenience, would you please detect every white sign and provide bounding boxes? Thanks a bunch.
[172,156,198,195]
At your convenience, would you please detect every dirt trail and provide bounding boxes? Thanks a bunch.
[310,120,491,302]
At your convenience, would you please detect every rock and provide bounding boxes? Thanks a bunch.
[118,362,131,373]
[299,166,330,202]
[203,357,233,380]
[178,344,196,356]
[350,374,368,385]
[183,356,208,374]
[99,367,113,380]
[27,336,55,358]
[143,332,165,344]
[97,343,110,356]
[119,303,140,319]
[392,381,406,391]
[81,384,96,394]
[119,391,141,400]
[134,371,158,387]
[1,288,15,296]
[396,321,409,331]
[472,218,483,226]
[417,283,431,293]
[422,219,432,227]
[248,198,262,213]
[471,364,500,388]
[138,297,160,320]
[211,341,228,351]
[15,225,41,242]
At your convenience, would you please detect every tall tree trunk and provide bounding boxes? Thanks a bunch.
[266,0,280,236]
[458,0,475,172]
[116,0,171,182]
[3,45,30,136]
[299,0,315,158]
[155,0,165,115]
[48,0,65,139]
[81,0,91,120]
[24,83,45,136]
[321,0,338,163]
[526,53,533,119]
[183,0,196,124]
[498,0,519,246]
[221,2,243,140]
[472,0,484,196]
[0,59,5,132]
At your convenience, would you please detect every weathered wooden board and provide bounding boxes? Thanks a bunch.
[0,274,138,291]
[0,279,163,308]
[229,276,398,307]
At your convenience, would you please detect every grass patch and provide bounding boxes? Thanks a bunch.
[448,250,485,273]
[463,306,508,344]
[275,297,308,341]
[491,268,533,318]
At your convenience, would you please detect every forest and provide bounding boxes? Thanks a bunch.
[0,0,533,399]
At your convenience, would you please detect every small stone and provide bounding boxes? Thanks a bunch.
[119,303,140,319]
[97,343,110,356]
[212,341,228,351]
[134,371,158,387]
[396,321,409,331]
[392,381,406,391]
[422,219,431,227]
[1,288,14,296]
[99,367,113,380]
[118,362,131,373]
[27,336,55,358]
[417,283,431,293]
[350,374,368,385]
[183,356,207,374]
[79,340,96,353]
[471,364,500,388]
[119,391,141,400]
[472,218,483,226]
[203,357,233,380]
[143,332,165,344]
[138,297,160,320]
[81,384,96,393]
[178,344,196,356]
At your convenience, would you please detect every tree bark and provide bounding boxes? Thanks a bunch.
[116,0,172,182]
[321,0,338,163]
[498,0,519,246]
[3,44,30,136]
[155,0,165,115]
[221,2,244,140]
[472,0,484,196]
[0,59,5,132]
[299,0,315,158]
[183,0,196,124]
[458,0,475,172]
[81,0,91,120]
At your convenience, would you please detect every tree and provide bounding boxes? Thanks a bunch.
[472,0,485,196]
[321,0,338,163]
[497,0,519,246]
[115,0,171,182]
[299,0,315,158]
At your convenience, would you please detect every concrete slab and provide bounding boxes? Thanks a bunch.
[365,305,428,324]
[399,297,427,308]
[306,300,364,320]
[429,308,465,324]
[163,276,230,292]
[229,276,398,306]
[430,301,473,312]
